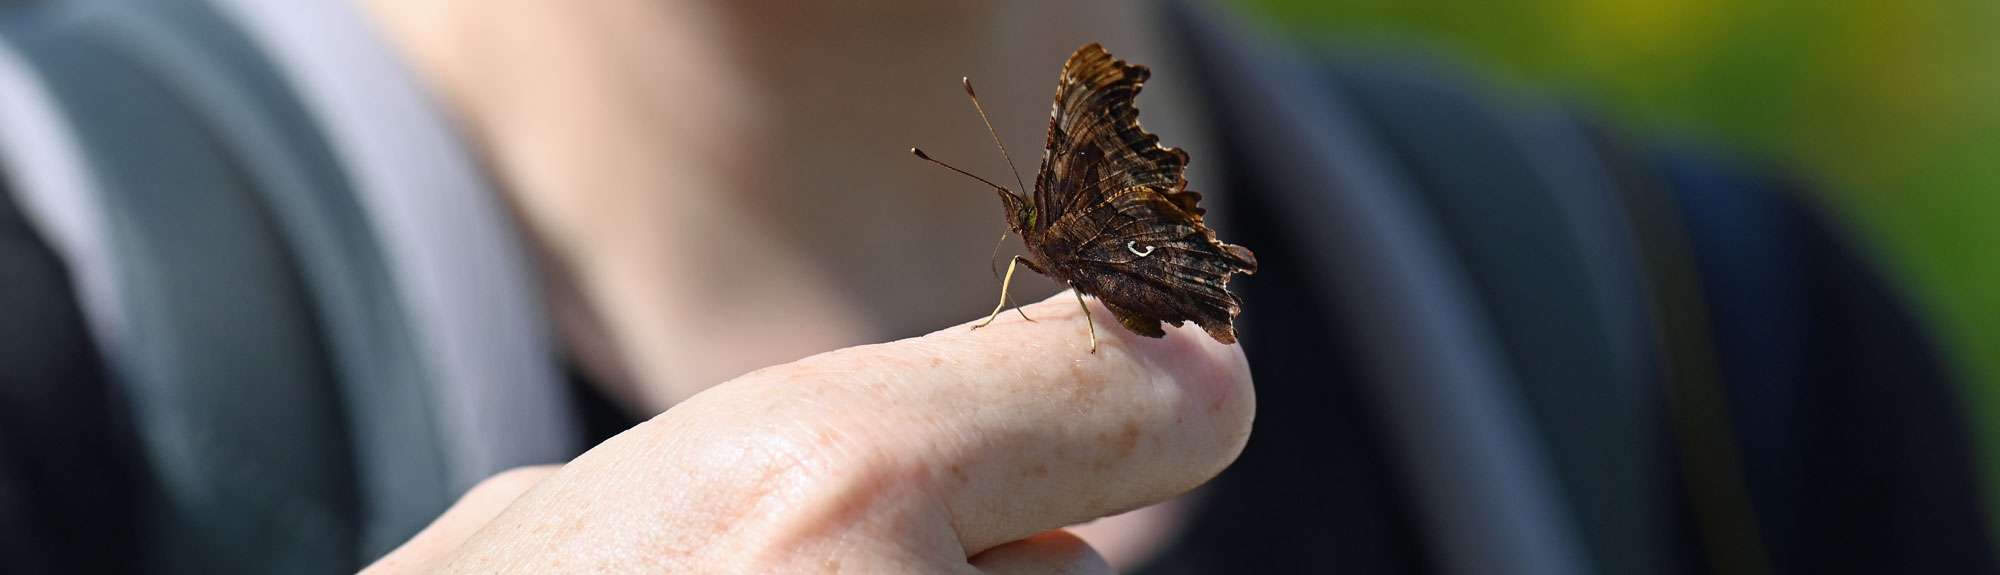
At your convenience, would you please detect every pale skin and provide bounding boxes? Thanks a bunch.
[351,0,1226,569]
[361,293,1254,573]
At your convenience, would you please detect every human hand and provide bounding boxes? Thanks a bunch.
[361,291,1254,573]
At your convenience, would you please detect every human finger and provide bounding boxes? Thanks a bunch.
[970,530,1114,575]
[715,289,1256,555]
[424,291,1253,571]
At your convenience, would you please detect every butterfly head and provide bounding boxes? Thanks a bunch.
[997,188,1034,233]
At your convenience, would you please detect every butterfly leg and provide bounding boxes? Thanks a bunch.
[974,256,1036,330]
[988,231,1009,279]
[1073,287,1098,354]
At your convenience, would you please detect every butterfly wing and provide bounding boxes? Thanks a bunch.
[1031,43,1198,229]
[1029,44,1256,343]
[1047,184,1257,343]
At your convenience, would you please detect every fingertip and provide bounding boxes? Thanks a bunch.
[930,289,1256,461]
[1074,295,1257,470]
[909,290,1257,545]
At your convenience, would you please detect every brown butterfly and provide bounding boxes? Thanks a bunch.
[914,43,1256,353]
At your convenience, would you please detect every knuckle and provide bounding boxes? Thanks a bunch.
[728,408,933,520]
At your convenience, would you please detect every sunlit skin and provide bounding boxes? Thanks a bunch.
[362,293,1253,573]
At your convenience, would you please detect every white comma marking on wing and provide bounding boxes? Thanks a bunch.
[1127,240,1156,258]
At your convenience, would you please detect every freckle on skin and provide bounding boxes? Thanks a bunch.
[949,464,970,484]
[1028,463,1049,478]
[1113,420,1141,458]
[1063,359,1111,405]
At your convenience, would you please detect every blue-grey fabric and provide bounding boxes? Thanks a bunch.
[0,143,146,575]
[0,29,127,364]
[1329,58,1663,575]
[0,0,580,567]
[210,0,579,525]
[2,0,579,569]
[2,4,364,570]
[1164,4,1590,574]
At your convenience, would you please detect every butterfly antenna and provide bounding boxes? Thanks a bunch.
[910,147,1013,193]
[962,77,1029,195]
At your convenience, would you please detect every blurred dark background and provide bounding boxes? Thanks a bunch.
[1236,0,2000,504]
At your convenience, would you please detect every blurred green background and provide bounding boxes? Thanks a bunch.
[1234,0,2000,521]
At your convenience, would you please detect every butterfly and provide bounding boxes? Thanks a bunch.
[913,43,1257,352]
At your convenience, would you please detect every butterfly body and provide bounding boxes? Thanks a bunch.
[1001,44,1258,344]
